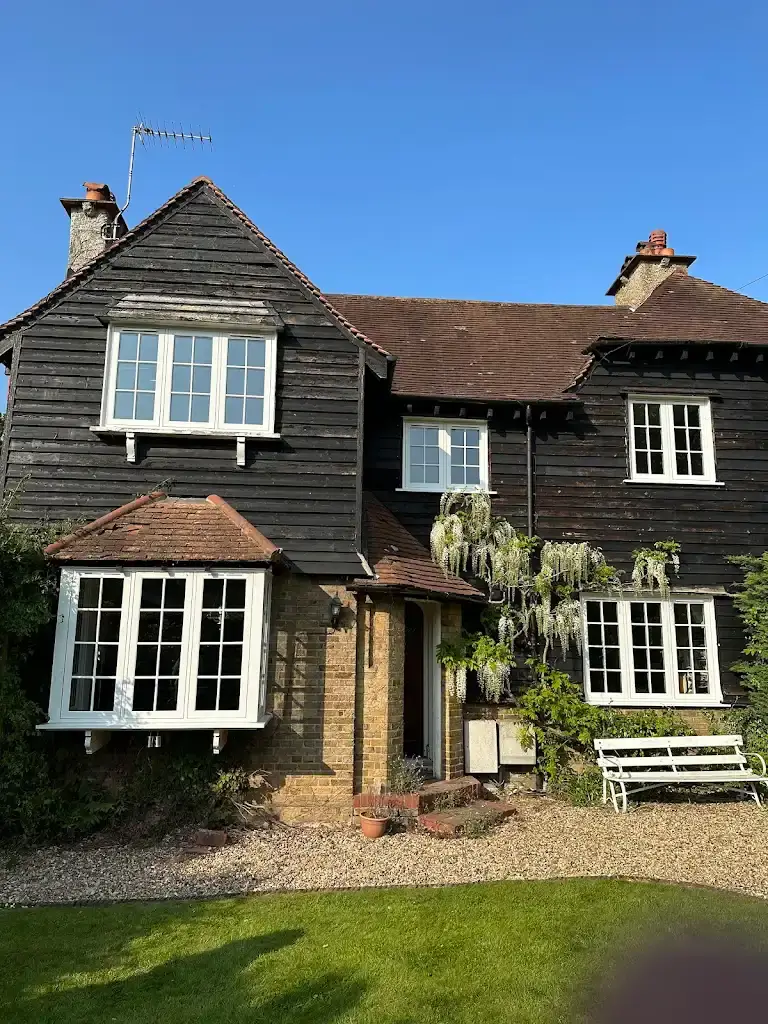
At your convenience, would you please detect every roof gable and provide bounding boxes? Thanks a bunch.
[0,178,390,373]
[45,492,280,564]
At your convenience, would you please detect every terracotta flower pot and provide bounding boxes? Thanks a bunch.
[359,811,389,839]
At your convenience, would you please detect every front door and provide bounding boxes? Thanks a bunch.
[403,601,443,778]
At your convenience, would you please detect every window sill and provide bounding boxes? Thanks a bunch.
[623,478,724,487]
[395,487,497,494]
[39,715,272,731]
[585,698,727,709]
[91,425,281,440]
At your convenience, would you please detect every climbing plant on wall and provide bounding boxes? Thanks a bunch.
[431,491,681,702]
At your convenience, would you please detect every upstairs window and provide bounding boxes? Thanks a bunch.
[402,419,489,492]
[49,568,270,728]
[627,396,716,483]
[102,327,277,436]
[582,596,722,707]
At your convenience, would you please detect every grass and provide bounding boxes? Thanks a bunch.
[2,879,768,1023]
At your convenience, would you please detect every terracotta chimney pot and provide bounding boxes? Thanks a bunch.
[83,182,111,202]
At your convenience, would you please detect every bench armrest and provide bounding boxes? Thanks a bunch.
[598,755,625,777]
[746,751,768,776]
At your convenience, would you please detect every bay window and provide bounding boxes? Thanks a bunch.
[582,596,723,707]
[101,326,277,436]
[402,419,489,491]
[47,568,271,729]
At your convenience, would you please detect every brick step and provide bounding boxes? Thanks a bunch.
[416,775,482,813]
[419,800,516,837]
[353,775,481,816]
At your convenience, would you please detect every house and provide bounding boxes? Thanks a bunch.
[1,178,767,821]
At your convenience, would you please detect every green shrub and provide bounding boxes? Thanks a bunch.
[550,764,604,806]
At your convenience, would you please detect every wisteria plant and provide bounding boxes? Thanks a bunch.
[431,491,680,702]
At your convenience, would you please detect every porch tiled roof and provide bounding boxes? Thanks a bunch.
[356,494,483,601]
[45,492,280,564]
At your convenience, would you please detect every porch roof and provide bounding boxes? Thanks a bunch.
[354,494,484,601]
[44,492,281,565]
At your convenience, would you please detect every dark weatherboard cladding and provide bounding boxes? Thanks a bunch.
[2,183,368,575]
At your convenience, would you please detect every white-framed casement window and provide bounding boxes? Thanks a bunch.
[582,595,723,707]
[100,326,278,436]
[627,395,717,483]
[46,568,271,729]
[402,419,489,492]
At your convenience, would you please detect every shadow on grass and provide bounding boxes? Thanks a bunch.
[12,928,366,1024]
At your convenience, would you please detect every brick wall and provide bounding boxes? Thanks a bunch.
[440,602,465,779]
[355,595,406,791]
[238,575,358,822]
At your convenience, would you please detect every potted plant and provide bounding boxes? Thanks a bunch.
[359,793,391,838]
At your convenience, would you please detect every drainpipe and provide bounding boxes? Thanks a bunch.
[526,404,534,537]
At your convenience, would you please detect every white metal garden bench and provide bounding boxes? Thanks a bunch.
[594,735,768,813]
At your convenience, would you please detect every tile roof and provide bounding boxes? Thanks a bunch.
[327,293,626,401]
[354,494,483,600]
[0,178,391,362]
[45,492,280,564]
[329,275,768,401]
[593,270,768,347]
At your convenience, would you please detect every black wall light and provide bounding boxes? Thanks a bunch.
[329,595,343,629]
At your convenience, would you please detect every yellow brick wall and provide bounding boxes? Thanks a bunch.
[355,595,406,791]
[440,603,465,779]
[240,575,358,823]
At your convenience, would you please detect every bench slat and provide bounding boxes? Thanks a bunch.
[597,754,747,768]
[602,770,765,783]
[595,735,742,751]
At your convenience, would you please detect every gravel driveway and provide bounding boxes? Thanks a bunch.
[3,796,768,906]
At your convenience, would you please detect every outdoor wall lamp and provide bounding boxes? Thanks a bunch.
[329,595,343,629]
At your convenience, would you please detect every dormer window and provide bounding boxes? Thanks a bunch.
[101,325,277,436]
[402,419,489,492]
[627,396,717,484]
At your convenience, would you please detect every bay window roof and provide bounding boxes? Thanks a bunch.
[45,491,280,565]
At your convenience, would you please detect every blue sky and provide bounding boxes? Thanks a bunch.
[2,0,768,329]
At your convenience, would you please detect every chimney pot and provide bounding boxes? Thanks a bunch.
[83,182,111,202]
[607,228,695,305]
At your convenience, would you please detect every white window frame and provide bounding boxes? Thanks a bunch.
[47,567,271,729]
[627,395,718,484]
[401,418,490,492]
[100,325,278,437]
[581,594,724,707]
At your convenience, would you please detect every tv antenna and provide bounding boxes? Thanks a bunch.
[106,120,212,239]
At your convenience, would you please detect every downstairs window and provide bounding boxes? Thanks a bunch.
[48,568,271,728]
[582,596,723,707]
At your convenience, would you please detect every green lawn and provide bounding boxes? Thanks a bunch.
[2,879,768,1023]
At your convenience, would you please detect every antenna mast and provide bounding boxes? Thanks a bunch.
[106,121,212,239]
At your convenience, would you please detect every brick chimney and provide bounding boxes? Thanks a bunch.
[607,230,696,307]
[60,183,128,276]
